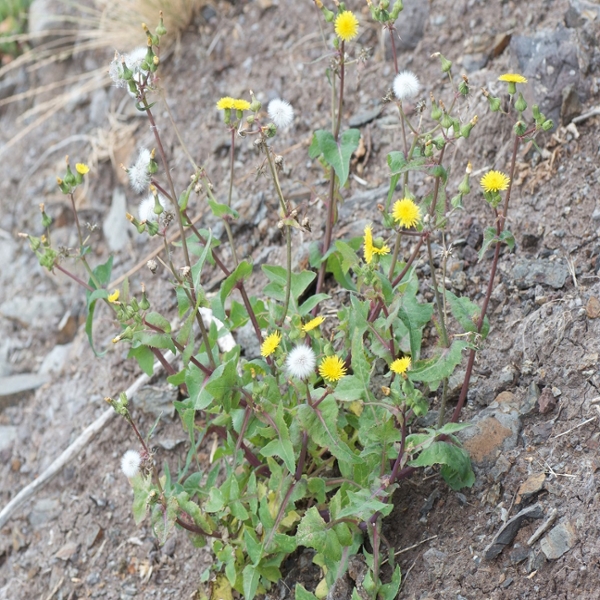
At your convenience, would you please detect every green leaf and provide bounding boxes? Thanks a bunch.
[311,129,360,186]
[84,256,113,357]
[205,487,224,512]
[479,226,499,260]
[204,357,239,403]
[295,584,319,600]
[244,528,263,565]
[500,229,515,251]
[191,229,213,290]
[299,293,329,316]
[221,261,252,306]
[334,240,360,272]
[379,565,402,600]
[350,333,373,401]
[127,345,155,376]
[333,376,364,402]
[410,340,468,385]
[408,441,475,490]
[208,197,239,219]
[445,289,489,340]
[327,251,357,291]
[296,506,342,560]
[397,293,433,361]
[259,404,295,473]
[242,564,260,600]
[298,397,360,465]
[144,311,171,333]
[436,421,473,435]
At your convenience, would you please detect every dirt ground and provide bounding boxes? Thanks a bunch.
[1,0,600,598]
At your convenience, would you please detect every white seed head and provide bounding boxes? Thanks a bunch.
[120,449,141,478]
[393,70,421,101]
[268,98,294,129]
[285,345,317,380]
[138,192,168,223]
[128,148,152,193]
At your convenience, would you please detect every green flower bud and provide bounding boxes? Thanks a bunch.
[130,297,139,312]
[140,291,150,311]
[440,112,453,129]
[64,162,76,186]
[513,120,527,136]
[121,60,134,81]
[432,135,445,150]
[487,95,501,112]
[514,92,527,112]
[458,172,471,195]
[125,305,136,320]
[246,114,255,125]
[436,53,452,73]
[458,78,469,96]
[542,119,554,131]
[460,115,477,139]
[450,194,463,209]
[155,13,167,37]
[152,193,164,215]
[430,100,442,121]
[146,220,159,236]
[532,104,542,121]
[390,0,404,21]
[56,177,71,194]
[322,6,334,21]
[264,123,277,138]
[423,141,434,157]
[40,206,52,228]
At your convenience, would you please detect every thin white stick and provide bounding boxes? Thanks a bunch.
[0,354,171,529]
[551,416,596,440]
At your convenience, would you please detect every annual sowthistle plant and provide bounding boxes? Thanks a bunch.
[22,4,553,599]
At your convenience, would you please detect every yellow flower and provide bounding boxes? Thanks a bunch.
[498,73,527,84]
[480,170,510,193]
[261,331,281,357]
[232,99,251,111]
[390,356,411,375]
[334,11,359,42]
[108,289,120,303]
[363,225,390,264]
[216,97,235,110]
[75,163,89,175]
[318,355,347,383]
[302,316,324,332]
[392,198,421,229]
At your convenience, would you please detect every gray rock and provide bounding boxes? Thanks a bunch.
[509,27,585,128]
[540,521,577,559]
[484,504,544,560]
[422,548,447,578]
[521,382,540,416]
[0,426,17,452]
[28,497,61,526]
[349,106,382,128]
[512,257,569,290]
[236,320,262,360]
[0,373,50,410]
[339,184,388,222]
[28,0,75,47]
[133,385,178,418]
[39,343,72,375]
[392,0,429,52]
[0,294,65,329]
[103,188,130,252]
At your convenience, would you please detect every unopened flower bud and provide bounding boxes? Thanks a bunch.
[487,95,501,112]
[433,52,452,73]
[460,115,477,139]
[430,100,442,121]
[146,220,159,236]
[458,170,471,195]
[39,204,52,228]
[390,0,403,20]
[458,75,469,96]
[140,291,150,311]
[514,92,527,112]
[155,12,167,37]
[513,120,527,136]
[541,119,554,131]
[440,112,453,129]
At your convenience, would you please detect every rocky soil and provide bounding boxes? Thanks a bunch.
[1,0,600,598]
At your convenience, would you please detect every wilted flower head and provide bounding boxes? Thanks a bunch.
[128,148,152,193]
[138,192,169,223]
[393,71,421,101]
[285,345,317,379]
[268,99,294,129]
[121,449,141,478]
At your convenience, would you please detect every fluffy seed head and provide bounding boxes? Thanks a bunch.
[128,148,152,193]
[138,192,168,223]
[393,71,421,101]
[285,345,317,380]
[121,450,141,478]
[268,99,294,129]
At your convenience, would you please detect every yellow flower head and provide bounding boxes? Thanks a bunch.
[75,163,89,175]
[232,98,251,111]
[108,289,120,303]
[334,11,359,42]
[318,355,347,383]
[261,331,281,357]
[480,170,510,193]
[390,356,411,375]
[302,316,324,332]
[498,73,527,84]
[392,198,421,229]
[216,97,236,110]
[363,225,390,264]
